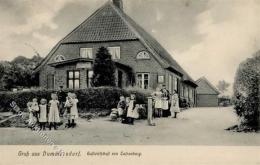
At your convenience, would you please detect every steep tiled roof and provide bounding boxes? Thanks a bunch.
[61,3,137,43]
[34,1,197,86]
[196,77,220,95]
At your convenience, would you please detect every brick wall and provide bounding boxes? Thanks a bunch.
[40,40,165,89]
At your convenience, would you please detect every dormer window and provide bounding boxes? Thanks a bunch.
[137,51,150,60]
[108,46,120,60]
[80,48,93,59]
[54,55,65,62]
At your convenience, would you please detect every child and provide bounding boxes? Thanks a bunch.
[64,93,73,128]
[27,102,36,129]
[110,95,126,121]
[117,95,126,121]
[126,93,137,125]
[170,90,180,118]
[152,87,163,117]
[39,99,47,130]
[70,93,79,128]
[121,97,130,124]
[31,98,39,123]
[48,93,60,130]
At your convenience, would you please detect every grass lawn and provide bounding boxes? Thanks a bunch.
[0,107,259,145]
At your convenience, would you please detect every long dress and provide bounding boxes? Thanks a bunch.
[48,100,60,123]
[152,91,162,109]
[70,99,79,120]
[161,89,170,110]
[39,104,47,122]
[127,100,138,119]
[170,93,180,114]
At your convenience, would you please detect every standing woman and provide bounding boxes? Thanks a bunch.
[170,90,180,118]
[152,87,163,117]
[48,93,60,130]
[161,85,170,117]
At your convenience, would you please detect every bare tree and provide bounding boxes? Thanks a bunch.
[216,80,230,93]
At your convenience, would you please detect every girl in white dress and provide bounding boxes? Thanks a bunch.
[170,90,180,118]
[152,87,163,117]
[27,102,36,129]
[48,93,60,130]
[70,93,79,128]
[39,99,47,130]
[126,93,137,125]
[31,98,39,123]
[64,93,73,128]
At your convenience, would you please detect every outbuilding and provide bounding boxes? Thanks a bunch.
[196,77,220,107]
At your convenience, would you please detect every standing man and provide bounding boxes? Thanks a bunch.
[161,84,171,117]
[57,86,67,116]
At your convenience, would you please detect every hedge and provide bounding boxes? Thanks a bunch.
[233,52,260,130]
[0,87,150,113]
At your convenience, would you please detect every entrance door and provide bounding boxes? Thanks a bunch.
[118,70,123,88]
[47,74,55,89]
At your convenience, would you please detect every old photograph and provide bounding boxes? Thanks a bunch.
[0,0,259,147]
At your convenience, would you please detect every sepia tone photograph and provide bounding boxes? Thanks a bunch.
[0,0,259,149]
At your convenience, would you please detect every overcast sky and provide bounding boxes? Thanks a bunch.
[0,0,259,93]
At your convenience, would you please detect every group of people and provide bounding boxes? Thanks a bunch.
[110,84,181,125]
[110,93,139,125]
[27,91,79,131]
[152,85,180,118]
[26,84,180,129]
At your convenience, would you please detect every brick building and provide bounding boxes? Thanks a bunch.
[196,77,220,107]
[34,0,197,105]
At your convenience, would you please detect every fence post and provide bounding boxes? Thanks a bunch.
[147,97,155,126]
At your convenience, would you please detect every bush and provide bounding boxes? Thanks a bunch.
[0,87,150,113]
[179,98,189,109]
[233,52,260,130]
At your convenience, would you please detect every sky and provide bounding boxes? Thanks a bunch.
[0,0,259,94]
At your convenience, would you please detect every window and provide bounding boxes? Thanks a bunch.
[169,75,172,93]
[136,73,149,89]
[189,88,193,99]
[108,47,120,60]
[174,77,178,92]
[67,71,80,89]
[181,85,185,97]
[87,70,93,88]
[184,86,188,98]
[80,48,93,59]
[136,51,150,60]
[54,55,65,62]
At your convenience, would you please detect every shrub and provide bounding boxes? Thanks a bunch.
[0,87,150,113]
[233,52,260,130]
[179,98,189,109]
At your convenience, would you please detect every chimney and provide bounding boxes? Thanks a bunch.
[112,0,123,10]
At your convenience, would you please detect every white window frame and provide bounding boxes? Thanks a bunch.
[67,70,80,89]
[136,73,150,89]
[108,46,120,60]
[80,48,93,59]
[174,77,178,92]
